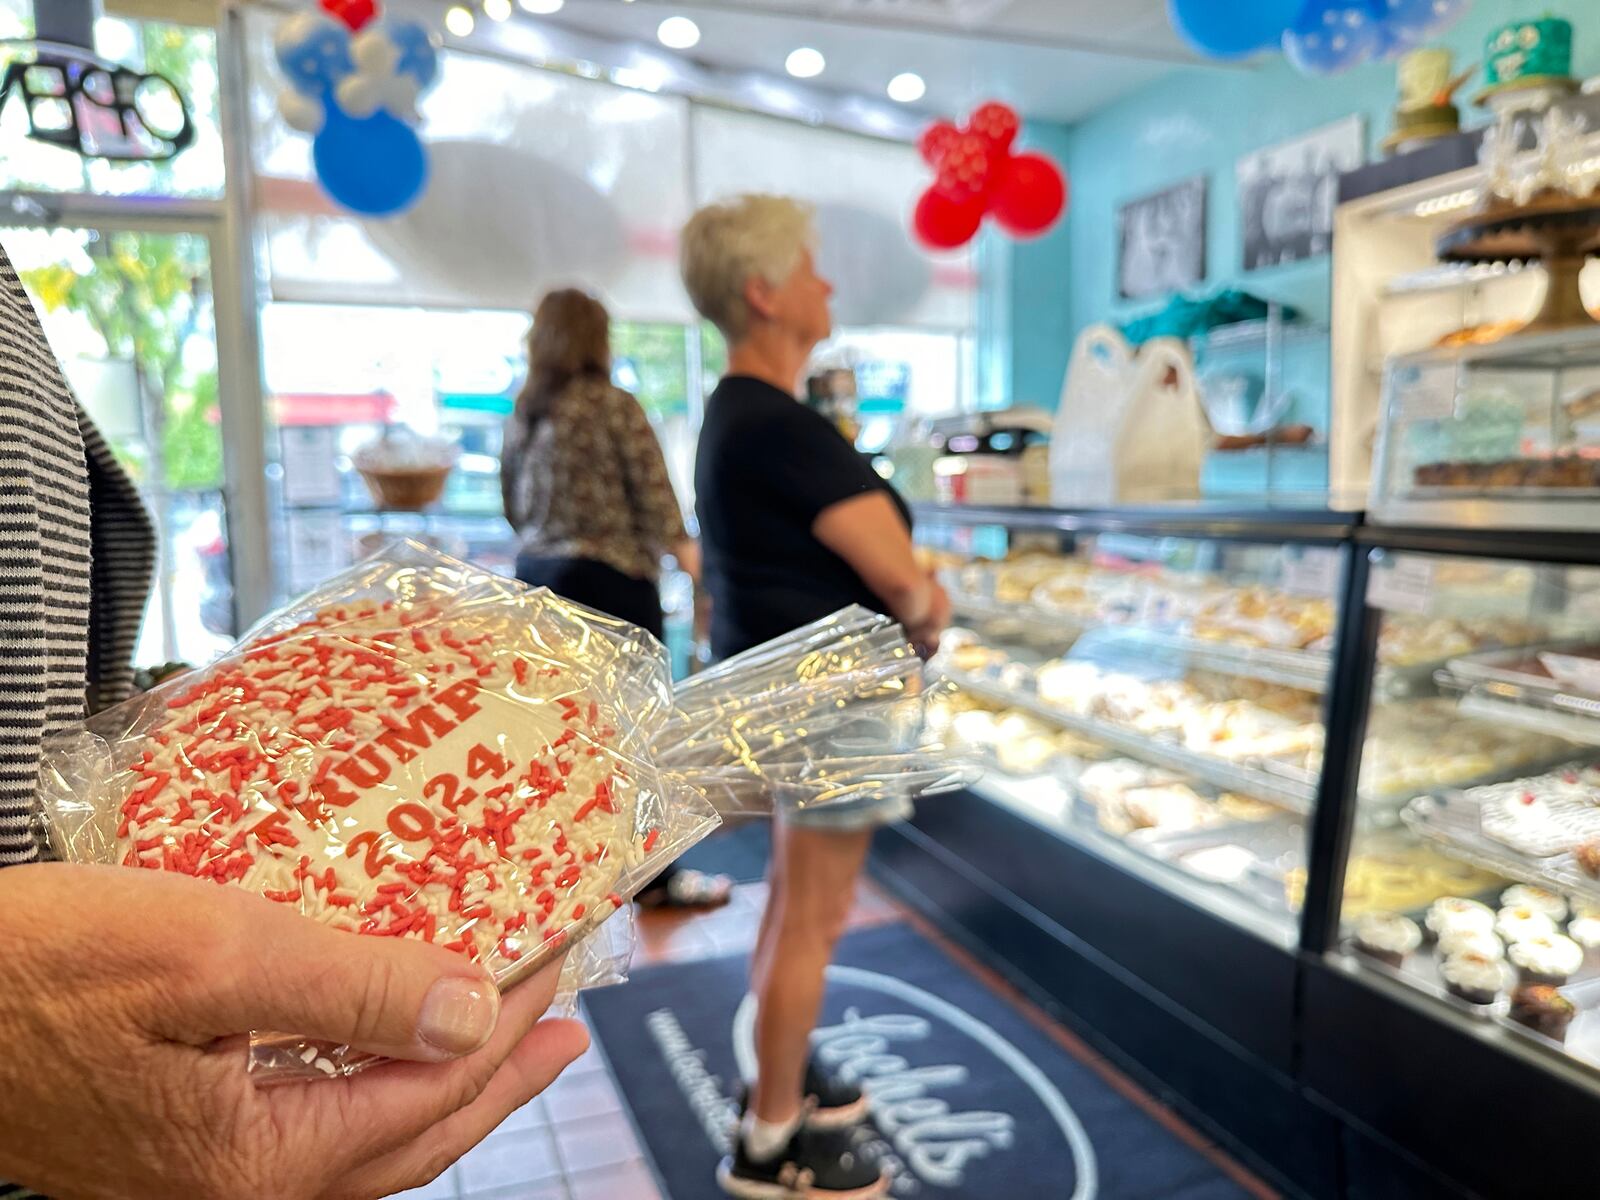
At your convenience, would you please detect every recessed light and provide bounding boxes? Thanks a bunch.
[785,47,825,78]
[484,0,513,21]
[444,4,475,36]
[517,0,565,12]
[657,16,701,50]
[887,72,925,103]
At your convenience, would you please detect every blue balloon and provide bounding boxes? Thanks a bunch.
[1168,0,1306,59]
[1284,1,1378,74]
[276,19,353,97]
[313,104,429,217]
[387,19,440,91]
[1378,0,1467,37]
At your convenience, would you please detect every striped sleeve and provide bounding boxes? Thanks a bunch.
[0,422,46,867]
[80,410,155,714]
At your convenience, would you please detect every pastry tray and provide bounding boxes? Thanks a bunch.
[943,667,1319,813]
[1130,816,1306,914]
[1402,789,1600,906]
[1441,646,1600,748]
[1345,919,1600,1070]
[946,589,1087,651]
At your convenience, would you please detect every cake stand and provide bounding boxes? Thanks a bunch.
[1438,202,1600,331]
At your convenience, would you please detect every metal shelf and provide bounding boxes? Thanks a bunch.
[970,771,1299,948]
[1402,790,1600,905]
[944,667,1319,813]
[947,590,1086,648]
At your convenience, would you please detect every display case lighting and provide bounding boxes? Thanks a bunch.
[444,4,475,36]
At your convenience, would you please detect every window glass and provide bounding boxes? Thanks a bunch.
[0,2,224,197]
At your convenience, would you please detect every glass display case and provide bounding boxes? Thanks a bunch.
[1371,327,1600,530]
[1334,544,1600,1076]
[915,505,1351,948]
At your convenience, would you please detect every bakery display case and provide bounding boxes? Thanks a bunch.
[1329,544,1600,1072]
[915,505,1355,949]
[883,505,1600,1197]
[1371,326,1600,529]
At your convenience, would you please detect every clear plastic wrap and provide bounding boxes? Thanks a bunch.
[39,542,718,1082]
[36,544,971,1083]
[661,606,978,814]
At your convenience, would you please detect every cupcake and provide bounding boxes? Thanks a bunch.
[1501,884,1568,922]
[1441,952,1507,1006]
[1496,906,1559,945]
[1354,912,1422,967]
[1569,915,1600,951]
[1510,984,1577,1044]
[1509,934,1584,986]
[1424,897,1495,942]
[1437,926,1505,960]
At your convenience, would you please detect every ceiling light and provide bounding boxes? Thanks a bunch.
[444,4,475,36]
[785,47,825,78]
[887,72,925,103]
[483,0,513,21]
[517,0,565,12]
[657,16,701,50]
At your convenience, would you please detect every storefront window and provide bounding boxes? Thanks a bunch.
[0,2,224,198]
[6,225,231,667]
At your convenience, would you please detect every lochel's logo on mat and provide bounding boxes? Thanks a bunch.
[731,966,1099,1197]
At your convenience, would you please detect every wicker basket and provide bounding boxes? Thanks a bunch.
[357,464,454,512]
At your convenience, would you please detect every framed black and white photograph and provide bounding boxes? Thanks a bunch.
[1116,176,1207,301]
[1237,116,1365,271]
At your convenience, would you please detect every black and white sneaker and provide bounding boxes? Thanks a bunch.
[735,1061,871,1131]
[802,1060,870,1130]
[717,1124,888,1199]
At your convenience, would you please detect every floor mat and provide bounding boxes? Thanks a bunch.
[584,921,1253,1200]
[672,820,770,885]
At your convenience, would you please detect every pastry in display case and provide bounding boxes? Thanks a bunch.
[1339,549,1600,1072]
[1371,327,1600,528]
[926,528,1351,945]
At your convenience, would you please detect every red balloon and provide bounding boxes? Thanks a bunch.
[934,132,997,202]
[320,0,376,31]
[990,152,1067,237]
[918,120,962,167]
[913,187,984,250]
[968,101,1021,153]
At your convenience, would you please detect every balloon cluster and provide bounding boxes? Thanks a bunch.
[1168,0,1468,76]
[912,101,1068,250]
[275,0,440,216]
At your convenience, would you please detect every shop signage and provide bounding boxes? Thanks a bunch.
[0,42,194,161]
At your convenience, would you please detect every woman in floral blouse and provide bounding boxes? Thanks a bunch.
[502,289,727,909]
[501,288,694,641]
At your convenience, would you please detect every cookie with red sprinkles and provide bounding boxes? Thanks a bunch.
[114,596,659,978]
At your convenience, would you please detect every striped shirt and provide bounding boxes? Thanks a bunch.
[0,245,154,1200]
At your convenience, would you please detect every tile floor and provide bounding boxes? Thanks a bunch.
[398,877,1275,1200]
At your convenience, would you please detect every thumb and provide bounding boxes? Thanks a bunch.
[180,889,502,1063]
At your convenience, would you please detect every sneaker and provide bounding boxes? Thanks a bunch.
[735,1061,871,1131]
[717,1124,889,1199]
[803,1060,870,1130]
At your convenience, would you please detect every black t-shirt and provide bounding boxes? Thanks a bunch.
[695,375,913,657]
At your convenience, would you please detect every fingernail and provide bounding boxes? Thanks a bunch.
[418,977,499,1055]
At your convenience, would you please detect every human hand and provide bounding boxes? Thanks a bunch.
[909,577,952,658]
[0,863,589,1200]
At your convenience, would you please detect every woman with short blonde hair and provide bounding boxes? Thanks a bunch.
[684,195,948,1199]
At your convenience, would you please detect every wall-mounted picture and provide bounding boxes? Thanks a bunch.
[1116,176,1208,301]
[1237,115,1365,271]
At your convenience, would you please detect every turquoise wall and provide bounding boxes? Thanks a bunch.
[1008,0,1600,416]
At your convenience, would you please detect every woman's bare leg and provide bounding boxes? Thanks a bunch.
[748,821,873,1123]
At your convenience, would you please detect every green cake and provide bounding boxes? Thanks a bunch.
[1482,16,1574,94]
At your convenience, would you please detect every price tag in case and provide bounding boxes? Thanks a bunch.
[1367,551,1437,615]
